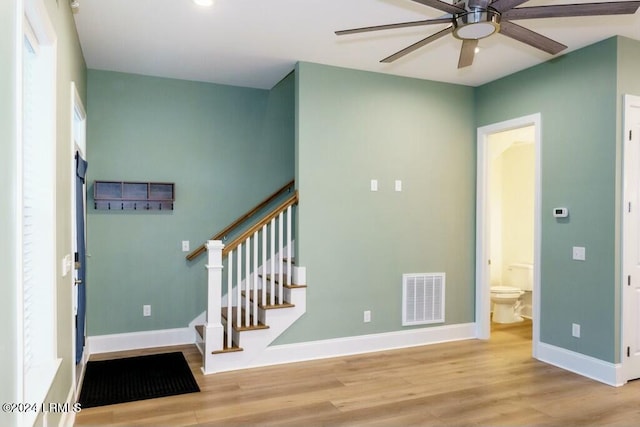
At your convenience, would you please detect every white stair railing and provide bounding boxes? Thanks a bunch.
[202,193,297,373]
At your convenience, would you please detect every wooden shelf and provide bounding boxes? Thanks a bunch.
[94,181,175,210]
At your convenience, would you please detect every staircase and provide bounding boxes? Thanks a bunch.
[190,187,306,374]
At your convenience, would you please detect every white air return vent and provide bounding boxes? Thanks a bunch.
[402,273,445,326]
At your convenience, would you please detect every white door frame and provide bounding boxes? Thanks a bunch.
[475,113,542,357]
[622,94,640,382]
[71,81,87,395]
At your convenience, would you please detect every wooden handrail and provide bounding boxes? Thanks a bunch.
[186,180,295,261]
[222,191,298,256]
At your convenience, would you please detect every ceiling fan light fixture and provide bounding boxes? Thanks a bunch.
[453,10,500,40]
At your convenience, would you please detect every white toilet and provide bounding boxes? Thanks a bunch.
[490,263,533,324]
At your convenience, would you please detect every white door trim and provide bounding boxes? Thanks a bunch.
[475,113,542,358]
[70,81,88,397]
[622,94,640,383]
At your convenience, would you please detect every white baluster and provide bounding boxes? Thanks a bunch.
[287,205,292,287]
[261,224,267,307]
[236,243,242,329]
[245,237,250,327]
[226,250,233,349]
[252,230,259,326]
[278,211,284,304]
[270,217,276,306]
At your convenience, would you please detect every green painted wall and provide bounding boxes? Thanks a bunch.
[86,70,294,335]
[476,38,619,362]
[0,1,20,425]
[276,62,476,344]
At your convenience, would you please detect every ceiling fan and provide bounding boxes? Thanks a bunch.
[335,0,640,68]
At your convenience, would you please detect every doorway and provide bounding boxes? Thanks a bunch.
[623,94,640,382]
[476,114,541,357]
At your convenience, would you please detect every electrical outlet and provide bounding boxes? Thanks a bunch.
[395,180,402,192]
[572,323,580,338]
[143,305,151,317]
[364,310,371,323]
[370,179,378,192]
[182,240,190,252]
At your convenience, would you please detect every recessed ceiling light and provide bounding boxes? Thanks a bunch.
[193,0,213,6]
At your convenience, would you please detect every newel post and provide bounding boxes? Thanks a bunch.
[205,240,225,357]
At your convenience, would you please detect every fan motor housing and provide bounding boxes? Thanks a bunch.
[452,9,501,40]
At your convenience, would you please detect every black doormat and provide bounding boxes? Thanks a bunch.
[78,351,200,408]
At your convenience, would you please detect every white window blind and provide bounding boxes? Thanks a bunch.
[21,1,59,410]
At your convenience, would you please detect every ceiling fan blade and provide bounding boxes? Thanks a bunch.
[499,21,567,54]
[410,0,466,14]
[381,26,454,63]
[335,17,452,36]
[503,2,640,20]
[458,39,478,68]
[489,0,531,13]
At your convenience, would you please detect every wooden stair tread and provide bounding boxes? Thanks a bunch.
[259,274,307,288]
[222,307,270,331]
[212,345,243,354]
[241,290,295,309]
[196,324,244,354]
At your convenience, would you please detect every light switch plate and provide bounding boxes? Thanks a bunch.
[395,180,402,192]
[572,323,581,338]
[370,179,378,192]
[182,240,190,252]
[572,246,586,261]
[62,254,72,277]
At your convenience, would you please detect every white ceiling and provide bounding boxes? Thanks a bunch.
[72,0,640,90]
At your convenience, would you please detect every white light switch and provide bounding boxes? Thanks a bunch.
[572,323,581,338]
[182,240,190,252]
[370,179,378,192]
[572,246,586,261]
[62,254,72,277]
[395,180,402,192]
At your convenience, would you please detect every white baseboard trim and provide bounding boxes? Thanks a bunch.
[248,322,476,370]
[537,342,623,387]
[87,328,195,355]
[87,323,474,374]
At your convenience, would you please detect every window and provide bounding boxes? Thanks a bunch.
[20,0,60,414]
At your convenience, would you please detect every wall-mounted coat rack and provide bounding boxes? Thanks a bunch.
[94,181,175,211]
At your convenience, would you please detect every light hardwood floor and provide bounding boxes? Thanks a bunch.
[75,321,640,426]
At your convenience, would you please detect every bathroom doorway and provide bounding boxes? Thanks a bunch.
[476,114,541,357]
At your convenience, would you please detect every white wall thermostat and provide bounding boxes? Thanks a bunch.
[553,207,569,218]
